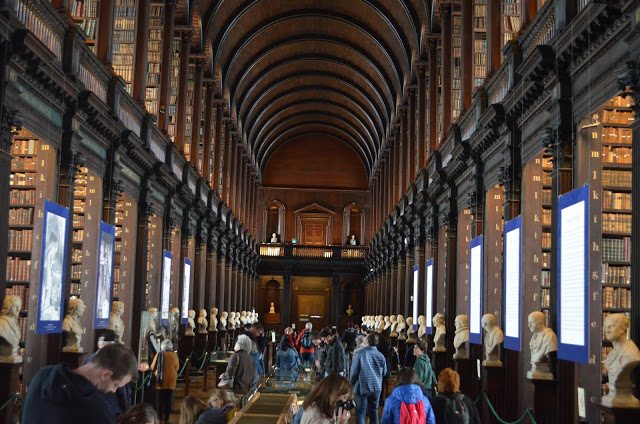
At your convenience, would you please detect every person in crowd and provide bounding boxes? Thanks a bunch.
[412,339,438,397]
[342,322,358,355]
[376,329,392,405]
[151,339,180,424]
[322,327,347,376]
[310,331,326,380]
[430,368,481,424]
[178,396,208,424]
[208,389,239,421]
[280,326,296,349]
[301,373,353,424]
[380,367,436,424]
[116,403,158,424]
[22,343,138,424]
[353,335,366,356]
[277,337,301,376]
[403,341,417,368]
[297,322,315,364]
[220,334,256,394]
[350,333,387,424]
[81,330,132,422]
[246,322,266,377]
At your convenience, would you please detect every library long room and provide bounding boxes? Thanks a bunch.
[0,1,639,424]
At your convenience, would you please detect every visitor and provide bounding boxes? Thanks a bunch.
[178,396,208,424]
[277,337,301,375]
[430,368,481,424]
[412,339,438,398]
[296,322,315,365]
[310,331,326,380]
[380,367,436,424]
[350,333,387,424]
[300,373,353,424]
[280,326,296,350]
[376,329,392,405]
[208,389,239,421]
[342,323,358,355]
[22,343,138,424]
[322,327,347,376]
[151,339,180,424]
[220,334,255,395]
[116,403,158,424]
[246,322,266,377]
[353,335,366,356]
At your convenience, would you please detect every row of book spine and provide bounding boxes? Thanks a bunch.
[11,157,37,170]
[602,146,632,164]
[8,230,33,251]
[602,264,631,286]
[602,237,631,262]
[602,213,631,233]
[10,173,36,186]
[9,190,35,205]
[6,258,31,282]
[602,190,631,210]
[8,208,33,226]
[10,139,38,155]
[602,110,634,125]
[602,287,631,309]
[602,170,632,187]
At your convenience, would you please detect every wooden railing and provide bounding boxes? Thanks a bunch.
[258,243,367,259]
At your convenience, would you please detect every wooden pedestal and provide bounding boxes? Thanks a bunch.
[0,363,21,424]
[218,330,228,352]
[399,341,412,366]
[264,313,280,324]
[195,333,208,357]
[208,331,218,352]
[179,335,195,359]
[482,365,506,424]
[60,351,88,369]
[454,358,475,399]
[528,378,558,424]
[595,402,640,424]
[430,350,447,377]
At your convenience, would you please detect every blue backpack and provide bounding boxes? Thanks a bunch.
[301,331,313,349]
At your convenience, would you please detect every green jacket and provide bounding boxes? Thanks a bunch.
[414,354,437,390]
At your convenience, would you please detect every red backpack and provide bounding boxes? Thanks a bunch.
[399,399,426,424]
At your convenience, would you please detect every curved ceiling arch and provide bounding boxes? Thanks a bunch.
[249,97,382,151]
[234,54,393,127]
[253,103,378,156]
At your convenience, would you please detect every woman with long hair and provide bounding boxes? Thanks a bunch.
[151,339,179,424]
[208,389,238,421]
[117,403,158,424]
[179,396,209,424]
[380,367,435,424]
[301,373,353,424]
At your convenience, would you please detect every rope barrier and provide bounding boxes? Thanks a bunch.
[133,373,153,392]
[474,391,537,424]
[191,352,209,373]
[177,357,190,378]
[0,394,24,413]
[192,347,208,361]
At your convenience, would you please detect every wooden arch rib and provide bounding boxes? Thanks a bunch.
[248,96,382,152]
[233,48,394,125]
[190,5,203,52]
[243,76,382,158]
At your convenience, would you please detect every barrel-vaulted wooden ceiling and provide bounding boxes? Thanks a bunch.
[194,0,434,182]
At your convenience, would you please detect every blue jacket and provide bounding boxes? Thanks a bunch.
[380,384,436,424]
[350,346,387,395]
[195,407,227,424]
[276,347,300,371]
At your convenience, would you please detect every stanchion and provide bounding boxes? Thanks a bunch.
[527,378,557,424]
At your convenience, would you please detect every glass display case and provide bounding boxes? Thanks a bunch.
[137,310,178,365]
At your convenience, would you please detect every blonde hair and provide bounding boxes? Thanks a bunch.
[179,396,208,424]
[208,389,236,407]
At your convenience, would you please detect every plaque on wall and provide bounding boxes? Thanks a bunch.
[503,216,522,351]
[412,265,419,331]
[469,236,483,345]
[425,258,434,335]
[182,258,191,324]
[557,184,589,364]
[94,222,116,329]
[160,250,172,326]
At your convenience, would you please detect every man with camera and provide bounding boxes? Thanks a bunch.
[349,333,387,424]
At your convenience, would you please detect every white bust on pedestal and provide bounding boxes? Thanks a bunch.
[383,316,391,330]
[349,235,357,246]
[109,301,125,342]
[406,317,415,342]
[228,312,236,330]
[270,233,278,243]
[0,296,23,363]
[432,313,446,352]
[240,311,248,325]
[197,309,208,334]
[482,313,503,366]
[417,315,427,339]
[361,315,367,328]
[62,299,86,353]
[185,310,196,336]
[209,307,218,331]
[390,315,398,337]
[396,314,407,340]
[602,313,640,407]
[269,303,276,314]
[219,311,228,330]
[376,315,384,332]
[453,315,470,359]
[527,311,557,380]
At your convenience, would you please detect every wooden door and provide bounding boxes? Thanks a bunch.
[296,294,326,330]
[304,223,325,245]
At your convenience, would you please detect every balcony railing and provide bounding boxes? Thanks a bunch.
[258,243,367,259]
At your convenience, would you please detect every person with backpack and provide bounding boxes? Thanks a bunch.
[430,368,481,424]
[322,327,347,376]
[380,367,435,424]
[296,322,315,365]
[350,333,387,424]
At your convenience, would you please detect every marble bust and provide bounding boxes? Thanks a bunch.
[417,315,427,339]
[228,311,236,329]
[390,315,398,337]
[433,313,446,352]
[197,309,208,334]
[269,303,276,314]
[349,235,357,245]
[63,298,86,352]
[270,233,278,243]
[109,301,125,342]
[0,295,23,363]
[346,305,354,316]
[170,307,180,337]
[397,314,407,340]
[219,311,228,330]
[240,311,248,325]
[148,307,158,333]
[185,310,196,336]
[602,313,640,407]
[482,313,503,366]
[453,315,470,359]
[209,307,218,331]
[383,316,391,330]
[406,317,415,342]
[527,311,557,380]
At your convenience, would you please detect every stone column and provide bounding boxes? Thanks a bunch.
[282,275,292,325]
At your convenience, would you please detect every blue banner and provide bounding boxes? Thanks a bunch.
[94,222,116,329]
[469,235,483,345]
[503,216,522,351]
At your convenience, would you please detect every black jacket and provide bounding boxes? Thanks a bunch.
[342,328,357,353]
[324,337,347,374]
[22,364,115,424]
[430,392,482,424]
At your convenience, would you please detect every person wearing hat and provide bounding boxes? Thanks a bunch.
[81,330,132,422]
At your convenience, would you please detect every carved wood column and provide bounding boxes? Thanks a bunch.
[440,3,452,140]
[399,106,408,194]
[96,0,115,66]
[132,0,151,104]
[217,249,227,312]
[194,226,206,311]
[205,236,217,311]
[158,0,176,132]
[392,128,400,205]
[222,119,233,204]
[461,0,473,112]
[408,86,417,182]
[202,82,215,183]
[427,38,438,154]
[486,0,502,76]
[175,28,192,154]
[417,63,427,171]
[190,57,205,168]
[212,100,225,192]
[443,199,457,361]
